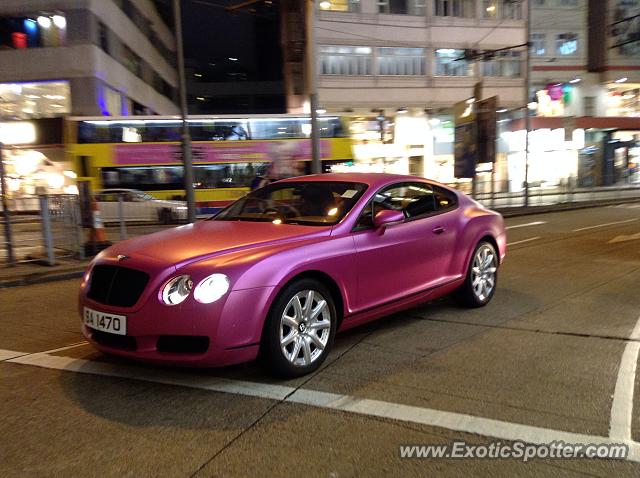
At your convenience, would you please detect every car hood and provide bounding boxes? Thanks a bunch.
[105,220,330,266]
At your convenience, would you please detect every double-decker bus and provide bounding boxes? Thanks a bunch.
[67,114,353,212]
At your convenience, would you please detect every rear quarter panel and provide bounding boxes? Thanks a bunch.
[451,196,506,277]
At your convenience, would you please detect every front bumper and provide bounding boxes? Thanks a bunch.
[79,264,276,367]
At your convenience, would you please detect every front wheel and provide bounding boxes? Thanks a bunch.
[262,279,337,377]
[454,241,498,308]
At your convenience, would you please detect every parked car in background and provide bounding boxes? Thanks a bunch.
[93,189,187,224]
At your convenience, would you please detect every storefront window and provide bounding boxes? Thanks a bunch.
[0,81,71,118]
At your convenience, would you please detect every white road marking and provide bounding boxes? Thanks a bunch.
[506,221,547,230]
[609,316,640,442]
[34,341,89,355]
[3,348,640,462]
[0,349,28,361]
[609,232,640,244]
[507,237,541,247]
[572,219,639,233]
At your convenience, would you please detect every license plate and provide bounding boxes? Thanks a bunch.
[83,307,127,336]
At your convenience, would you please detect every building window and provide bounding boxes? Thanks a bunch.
[434,0,475,17]
[556,32,578,55]
[0,14,67,49]
[98,22,110,54]
[0,81,71,118]
[482,51,521,77]
[482,1,497,18]
[502,1,522,19]
[558,0,577,6]
[434,48,471,76]
[378,48,426,75]
[532,0,545,5]
[319,45,372,75]
[122,45,142,77]
[378,0,424,15]
[530,33,546,55]
[320,0,361,12]
[378,0,405,14]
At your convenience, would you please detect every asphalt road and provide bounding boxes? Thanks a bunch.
[2,204,640,477]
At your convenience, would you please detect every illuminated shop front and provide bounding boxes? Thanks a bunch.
[0,81,71,118]
[606,83,640,117]
[0,119,75,210]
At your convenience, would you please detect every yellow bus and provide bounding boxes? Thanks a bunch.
[67,115,354,213]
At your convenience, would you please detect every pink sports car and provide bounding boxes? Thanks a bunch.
[79,173,506,377]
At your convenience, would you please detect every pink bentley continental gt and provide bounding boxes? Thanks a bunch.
[79,173,506,376]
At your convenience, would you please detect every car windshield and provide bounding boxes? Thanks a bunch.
[214,181,368,226]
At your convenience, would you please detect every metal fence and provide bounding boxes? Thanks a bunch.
[1,194,84,266]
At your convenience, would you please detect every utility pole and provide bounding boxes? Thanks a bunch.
[306,0,321,174]
[174,0,196,223]
[523,0,531,207]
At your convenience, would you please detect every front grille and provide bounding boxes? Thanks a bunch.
[87,265,150,307]
[92,330,137,351]
[157,336,210,354]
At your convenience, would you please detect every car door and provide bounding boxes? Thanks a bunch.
[352,182,459,312]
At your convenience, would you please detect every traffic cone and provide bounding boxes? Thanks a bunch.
[84,199,111,256]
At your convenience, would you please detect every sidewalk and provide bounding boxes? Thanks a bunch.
[2,197,640,288]
[0,257,89,288]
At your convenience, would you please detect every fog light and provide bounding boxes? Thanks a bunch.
[194,274,230,304]
[161,275,193,305]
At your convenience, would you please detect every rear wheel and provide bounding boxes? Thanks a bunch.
[263,279,337,377]
[454,241,498,308]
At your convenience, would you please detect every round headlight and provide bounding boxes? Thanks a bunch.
[161,275,193,305]
[194,274,230,304]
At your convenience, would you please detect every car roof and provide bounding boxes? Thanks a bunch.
[277,173,449,190]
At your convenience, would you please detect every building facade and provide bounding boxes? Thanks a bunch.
[0,0,179,118]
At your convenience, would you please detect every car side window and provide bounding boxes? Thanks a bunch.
[354,182,455,230]
[433,186,457,211]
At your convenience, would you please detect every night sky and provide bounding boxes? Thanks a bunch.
[155,0,283,82]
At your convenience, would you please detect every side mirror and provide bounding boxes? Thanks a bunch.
[373,209,404,229]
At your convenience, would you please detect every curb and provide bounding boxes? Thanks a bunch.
[0,268,86,289]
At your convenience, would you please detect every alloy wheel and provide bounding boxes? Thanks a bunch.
[279,290,332,367]
[471,244,497,302]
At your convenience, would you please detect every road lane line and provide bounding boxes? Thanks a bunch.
[506,221,547,230]
[34,341,90,355]
[609,316,640,442]
[572,219,638,233]
[507,237,541,247]
[3,348,640,462]
[0,349,29,361]
[7,352,295,401]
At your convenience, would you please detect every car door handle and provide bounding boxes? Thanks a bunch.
[432,226,446,235]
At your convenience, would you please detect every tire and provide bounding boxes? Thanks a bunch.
[454,241,498,308]
[262,279,337,377]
